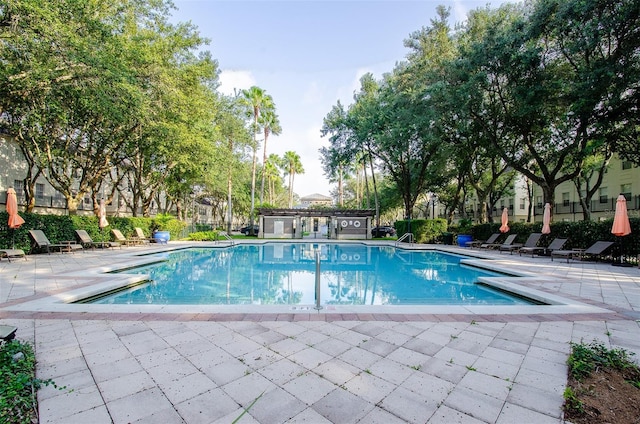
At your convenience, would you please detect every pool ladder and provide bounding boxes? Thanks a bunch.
[217,231,235,245]
[314,251,322,310]
[395,233,414,246]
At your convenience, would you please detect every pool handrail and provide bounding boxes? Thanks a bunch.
[217,231,235,245]
[395,233,414,246]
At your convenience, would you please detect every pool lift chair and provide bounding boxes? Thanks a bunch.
[500,233,542,254]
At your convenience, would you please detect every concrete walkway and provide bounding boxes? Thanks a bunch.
[1,241,638,423]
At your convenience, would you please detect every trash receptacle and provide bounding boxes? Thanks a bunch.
[443,232,454,245]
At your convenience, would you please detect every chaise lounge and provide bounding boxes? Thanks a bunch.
[0,249,26,262]
[28,230,84,254]
[550,241,614,262]
[500,233,542,254]
[519,237,567,257]
[75,230,121,249]
[111,229,142,246]
[466,233,500,248]
[482,234,516,250]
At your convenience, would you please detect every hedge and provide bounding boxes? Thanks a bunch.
[0,212,186,253]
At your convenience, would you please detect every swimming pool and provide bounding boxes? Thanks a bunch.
[84,243,535,306]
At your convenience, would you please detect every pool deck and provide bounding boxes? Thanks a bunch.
[1,240,638,423]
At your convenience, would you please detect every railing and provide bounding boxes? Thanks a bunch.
[395,233,414,246]
[217,231,234,245]
[314,251,322,311]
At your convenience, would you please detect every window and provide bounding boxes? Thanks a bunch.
[519,198,525,210]
[13,180,24,196]
[620,184,632,201]
[598,187,608,204]
[84,196,91,205]
[35,183,45,200]
[562,192,570,207]
[536,196,543,209]
[622,161,632,170]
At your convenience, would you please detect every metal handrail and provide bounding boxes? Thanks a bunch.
[314,251,322,310]
[217,231,234,245]
[395,233,414,246]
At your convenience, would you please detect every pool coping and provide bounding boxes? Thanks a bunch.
[0,240,616,318]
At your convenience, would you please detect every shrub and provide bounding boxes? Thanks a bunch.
[188,231,218,241]
[0,340,66,423]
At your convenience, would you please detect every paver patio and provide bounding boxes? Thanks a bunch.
[1,241,638,423]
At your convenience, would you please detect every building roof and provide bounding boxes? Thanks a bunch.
[300,193,332,201]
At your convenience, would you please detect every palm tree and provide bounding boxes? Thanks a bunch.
[241,86,273,233]
[264,153,283,204]
[259,109,282,204]
[282,151,304,208]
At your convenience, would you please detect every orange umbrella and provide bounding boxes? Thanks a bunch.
[499,207,509,233]
[7,188,25,229]
[542,203,551,235]
[98,199,109,229]
[611,194,631,237]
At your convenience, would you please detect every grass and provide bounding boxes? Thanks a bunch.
[0,340,66,424]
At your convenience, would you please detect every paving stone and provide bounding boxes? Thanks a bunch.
[107,387,174,423]
[98,370,156,403]
[379,386,439,424]
[507,382,564,417]
[357,406,409,424]
[158,371,219,404]
[288,346,333,370]
[496,402,560,424]
[344,371,396,404]
[312,388,373,423]
[282,371,337,405]
[420,356,468,384]
[246,387,307,423]
[427,405,487,424]
[38,384,107,423]
[258,357,307,385]
[175,388,240,424]
[42,405,112,424]
[201,358,250,386]
[222,372,277,405]
[443,386,504,423]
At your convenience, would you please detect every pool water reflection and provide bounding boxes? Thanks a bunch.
[88,243,533,306]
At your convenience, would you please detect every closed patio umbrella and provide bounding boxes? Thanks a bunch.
[611,195,631,237]
[611,194,631,266]
[7,187,25,249]
[499,207,509,233]
[542,203,551,235]
[98,199,109,229]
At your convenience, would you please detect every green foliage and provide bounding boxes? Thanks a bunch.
[568,340,638,382]
[563,386,584,415]
[187,231,218,241]
[396,218,447,243]
[1,340,66,424]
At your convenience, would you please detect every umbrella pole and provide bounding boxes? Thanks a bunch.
[612,236,632,267]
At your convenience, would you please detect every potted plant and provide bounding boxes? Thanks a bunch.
[152,213,173,243]
[456,218,474,247]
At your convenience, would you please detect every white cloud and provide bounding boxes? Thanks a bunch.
[303,81,323,105]
[218,70,256,96]
[452,0,470,23]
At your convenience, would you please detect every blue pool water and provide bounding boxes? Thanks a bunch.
[88,243,533,306]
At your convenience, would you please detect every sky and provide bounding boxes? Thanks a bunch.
[170,0,510,199]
